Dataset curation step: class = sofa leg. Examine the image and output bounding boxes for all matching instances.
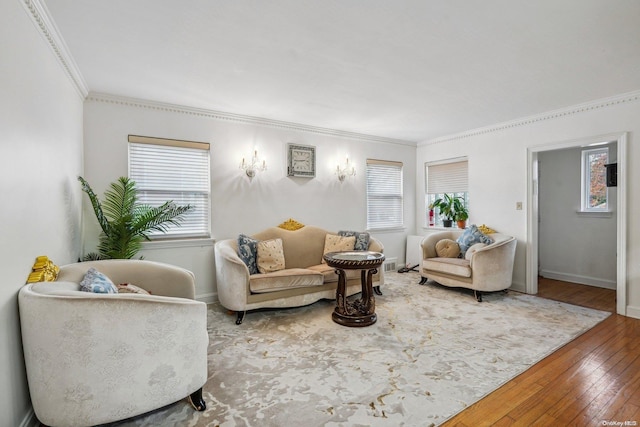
[418,277,428,285]
[474,290,483,302]
[188,388,206,411]
[235,311,246,325]
[373,286,383,296]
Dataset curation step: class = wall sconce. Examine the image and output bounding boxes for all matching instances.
[240,150,267,178]
[336,157,356,182]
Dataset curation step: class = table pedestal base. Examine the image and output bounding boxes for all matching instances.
[332,268,378,327]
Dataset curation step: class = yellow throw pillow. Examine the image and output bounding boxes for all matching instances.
[435,239,461,258]
[321,234,356,263]
[257,238,286,273]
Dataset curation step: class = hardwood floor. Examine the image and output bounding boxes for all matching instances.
[442,278,640,427]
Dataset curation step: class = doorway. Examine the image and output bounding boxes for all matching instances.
[526,132,627,315]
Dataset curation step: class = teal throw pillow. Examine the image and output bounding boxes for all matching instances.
[338,230,370,251]
[79,267,118,294]
[456,225,493,257]
[238,234,259,275]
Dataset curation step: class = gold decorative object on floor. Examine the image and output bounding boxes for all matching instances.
[278,218,305,231]
[26,256,59,283]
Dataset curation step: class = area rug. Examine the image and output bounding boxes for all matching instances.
[111,271,610,427]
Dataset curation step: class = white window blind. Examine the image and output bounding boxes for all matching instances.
[128,135,210,239]
[427,160,468,194]
[366,159,403,230]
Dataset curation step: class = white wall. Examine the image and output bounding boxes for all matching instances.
[0,1,84,425]
[83,96,417,300]
[538,144,617,289]
[416,94,640,315]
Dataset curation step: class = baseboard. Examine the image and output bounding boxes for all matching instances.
[197,292,217,304]
[20,408,38,427]
[625,305,640,320]
[539,270,616,290]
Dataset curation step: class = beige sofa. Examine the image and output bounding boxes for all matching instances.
[419,230,516,301]
[18,260,208,427]
[214,225,384,324]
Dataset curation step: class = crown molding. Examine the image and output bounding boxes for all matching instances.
[420,89,640,146]
[86,92,417,147]
[22,0,89,98]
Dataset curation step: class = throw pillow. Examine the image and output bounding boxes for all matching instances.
[435,239,460,258]
[79,267,118,294]
[457,224,493,257]
[257,238,286,273]
[464,243,487,261]
[321,234,356,263]
[237,234,259,275]
[117,283,151,295]
[338,230,370,251]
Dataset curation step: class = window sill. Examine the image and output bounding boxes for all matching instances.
[422,226,465,231]
[576,210,614,218]
[141,237,215,250]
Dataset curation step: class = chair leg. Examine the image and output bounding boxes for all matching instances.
[418,276,428,285]
[474,290,483,302]
[188,388,206,411]
[235,311,246,325]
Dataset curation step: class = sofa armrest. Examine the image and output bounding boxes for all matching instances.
[469,237,517,290]
[214,239,251,311]
[368,236,384,253]
[421,232,451,259]
[18,284,208,426]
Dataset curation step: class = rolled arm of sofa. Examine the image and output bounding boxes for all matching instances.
[469,237,517,291]
[367,237,384,253]
[19,283,208,426]
[421,232,453,259]
[214,239,251,311]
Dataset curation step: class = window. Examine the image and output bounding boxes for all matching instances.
[128,135,210,238]
[425,159,468,227]
[366,159,403,230]
[581,147,608,211]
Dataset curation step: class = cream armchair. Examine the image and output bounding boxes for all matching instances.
[419,230,516,301]
[18,260,209,427]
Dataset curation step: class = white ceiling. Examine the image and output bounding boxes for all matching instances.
[44,0,640,143]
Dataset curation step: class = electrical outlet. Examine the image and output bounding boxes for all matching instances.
[516,202,523,210]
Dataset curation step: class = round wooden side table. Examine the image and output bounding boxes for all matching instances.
[323,251,385,327]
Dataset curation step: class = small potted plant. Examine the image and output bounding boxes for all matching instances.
[454,202,469,229]
[431,194,457,227]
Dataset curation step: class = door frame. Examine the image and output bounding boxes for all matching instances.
[526,132,627,315]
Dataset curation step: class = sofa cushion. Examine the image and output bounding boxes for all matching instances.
[249,268,324,293]
[424,258,472,278]
[117,283,151,295]
[306,264,362,283]
[435,239,460,258]
[79,268,118,294]
[257,238,286,273]
[456,225,493,257]
[338,230,370,251]
[321,234,356,263]
[237,234,259,275]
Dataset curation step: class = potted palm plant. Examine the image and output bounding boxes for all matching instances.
[78,176,194,260]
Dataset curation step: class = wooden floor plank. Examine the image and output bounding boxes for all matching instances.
[442,279,640,427]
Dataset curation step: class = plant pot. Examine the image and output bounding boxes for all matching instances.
[443,219,453,228]
[457,220,467,229]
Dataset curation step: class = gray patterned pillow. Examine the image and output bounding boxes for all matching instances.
[237,234,259,275]
[79,267,118,293]
[338,230,370,251]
